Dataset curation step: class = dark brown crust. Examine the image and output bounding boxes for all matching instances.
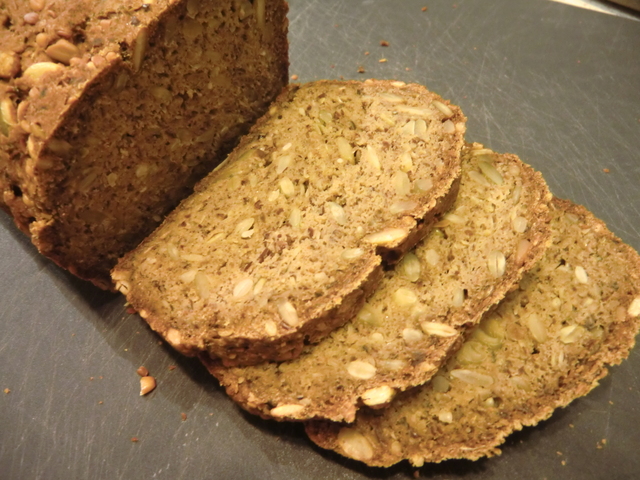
[306,197,640,466]
[114,80,467,366]
[202,146,553,422]
[0,0,289,289]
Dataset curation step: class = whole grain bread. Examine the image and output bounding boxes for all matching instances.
[202,144,552,422]
[0,0,289,289]
[112,80,467,366]
[306,198,640,467]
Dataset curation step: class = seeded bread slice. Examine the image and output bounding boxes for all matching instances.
[112,80,466,366]
[202,144,552,422]
[306,198,640,467]
[0,0,289,289]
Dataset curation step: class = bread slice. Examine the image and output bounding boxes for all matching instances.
[202,144,552,422]
[112,80,466,366]
[0,0,289,289]
[306,198,640,466]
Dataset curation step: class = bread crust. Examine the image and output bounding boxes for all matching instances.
[113,80,467,366]
[306,197,640,466]
[0,0,289,288]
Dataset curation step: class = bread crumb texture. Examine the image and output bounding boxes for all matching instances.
[113,80,466,366]
[306,198,640,466]
[205,144,553,422]
[0,0,289,288]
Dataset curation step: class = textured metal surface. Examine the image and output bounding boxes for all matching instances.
[1,1,640,479]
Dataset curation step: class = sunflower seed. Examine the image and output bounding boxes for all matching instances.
[364,145,381,173]
[270,404,305,417]
[487,251,506,278]
[515,239,532,264]
[45,39,81,64]
[22,62,64,85]
[421,322,457,337]
[327,201,347,225]
[318,110,332,124]
[431,375,450,393]
[133,27,148,72]
[399,152,413,172]
[396,105,430,116]
[347,360,377,380]
[276,154,292,174]
[468,170,490,186]
[357,303,383,327]
[389,200,419,214]
[414,118,427,136]
[512,216,528,233]
[235,218,255,235]
[289,207,301,228]
[399,252,421,282]
[574,266,589,284]
[437,411,453,423]
[392,287,418,306]
[401,120,416,135]
[450,369,493,387]
[361,386,395,406]
[442,120,455,134]
[362,228,408,245]
[279,177,295,197]
[337,428,374,462]
[180,269,198,283]
[336,137,354,163]
[277,300,299,327]
[342,248,364,260]
[402,328,424,344]
[379,93,404,103]
[526,313,548,343]
[392,170,411,196]
[478,161,504,185]
[415,178,433,192]
[253,278,266,295]
[233,278,254,298]
[559,325,584,344]
[452,287,465,307]
[628,297,640,317]
[431,100,454,118]
[193,272,210,299]
[264,320,277,336]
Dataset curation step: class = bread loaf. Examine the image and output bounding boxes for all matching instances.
[113,80,466,366]
[203,144,552,422]
[0,0,289,288]
[306,198,640,466]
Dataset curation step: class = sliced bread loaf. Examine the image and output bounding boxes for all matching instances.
[306,198,640,466]
[203,144,552,422]
[112,80,466,366]
[0,0,289,288]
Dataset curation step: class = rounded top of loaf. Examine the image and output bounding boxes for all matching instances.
[1,0,177,144]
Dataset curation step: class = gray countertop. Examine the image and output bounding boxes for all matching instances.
[2,1,640,479]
